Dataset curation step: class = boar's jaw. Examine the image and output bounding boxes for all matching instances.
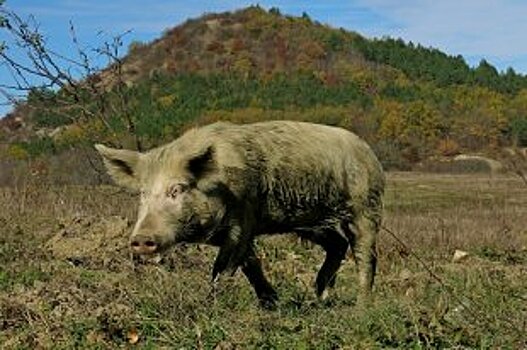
[173,222,210,244]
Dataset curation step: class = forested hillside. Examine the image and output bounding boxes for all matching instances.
[1,6,527,174]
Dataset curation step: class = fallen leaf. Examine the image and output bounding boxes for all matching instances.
[127,328,140,344]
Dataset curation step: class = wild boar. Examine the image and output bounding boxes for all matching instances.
[95,120,384,308]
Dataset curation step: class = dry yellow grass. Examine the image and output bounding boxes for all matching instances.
[0,172,526,348]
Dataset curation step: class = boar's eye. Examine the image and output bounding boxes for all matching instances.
[166,184,187,199]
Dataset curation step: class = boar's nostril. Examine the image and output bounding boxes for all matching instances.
[130,236,159,255]
[144,240,156,248]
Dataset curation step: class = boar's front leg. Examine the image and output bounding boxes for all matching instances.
[241,245,278,309]
[211,224,278,309]
[211,224,251,280]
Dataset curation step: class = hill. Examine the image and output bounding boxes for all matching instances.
[1,6,527,180]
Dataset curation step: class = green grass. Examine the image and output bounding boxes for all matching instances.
[0,173,526,348]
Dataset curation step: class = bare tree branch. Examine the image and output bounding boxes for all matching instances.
[0,5,141,151]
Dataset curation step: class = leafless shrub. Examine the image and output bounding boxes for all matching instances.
[494,147,527,186]
[0,4,141,151]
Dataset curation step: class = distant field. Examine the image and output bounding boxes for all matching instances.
[1,173,526,349]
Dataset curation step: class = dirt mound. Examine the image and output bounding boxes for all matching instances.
[46,215,132,269]
[416,154,505,174]
[453,154,504,173]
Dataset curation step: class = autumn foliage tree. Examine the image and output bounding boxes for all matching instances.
[1,5,527,175]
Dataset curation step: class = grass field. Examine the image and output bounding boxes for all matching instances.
[0,172,526,349]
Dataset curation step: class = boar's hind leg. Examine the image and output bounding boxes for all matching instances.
[242,246,278,309]
[355,214,378,298]
[306,229,349,298]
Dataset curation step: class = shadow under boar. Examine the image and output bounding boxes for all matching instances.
[96,121,384,308]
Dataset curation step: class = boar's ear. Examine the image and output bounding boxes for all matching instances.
[95,144,142,189]
[187,145,216,179]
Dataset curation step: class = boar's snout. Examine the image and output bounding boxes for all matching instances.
[130,234,160,255]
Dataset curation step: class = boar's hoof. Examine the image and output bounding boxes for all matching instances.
[258,290,279,310]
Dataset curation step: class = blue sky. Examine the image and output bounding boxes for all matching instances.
[2,0,527,117]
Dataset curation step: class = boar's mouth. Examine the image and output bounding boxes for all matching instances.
[132,252,164,265]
